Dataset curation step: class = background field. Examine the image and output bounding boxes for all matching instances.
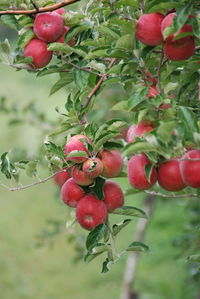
[0,24,199,299]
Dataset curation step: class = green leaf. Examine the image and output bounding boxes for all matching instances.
[0,152,16,179]
[145,164,154,183]
[179,107,199,140]
[48,43,87,58]
[113,219,132,236]
[0,15,19,31]
[175,2,193,30]
[116,34,134,51]
[111,100,128,111]
[188,254,200,263]
[101,258,113,273]
[113,206,147,218]
[86,224,109,251]
[67,150,88,158]
[128,88,148,111]
[123,142,155,156]
[156,121,177,143]
[147,1,181,13]
[126,241,149,252]
[17,30,35,49]
[0,39,11,54]
[95,25,120,40]
[89,177,106,201]
[25,161,37,177]
[48,123,72,137]
[49,74,73,96]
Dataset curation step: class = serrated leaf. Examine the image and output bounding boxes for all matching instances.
[113,206,147,218]
[86,224,109,251]
[25,161,37,177]
[126,241,149,252]
[113,219,132,236]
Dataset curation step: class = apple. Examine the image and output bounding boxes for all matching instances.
[128,154,157,190]
[64,134,92,164]
[136,13,164,46]
[76,195,107,230]
[24,38,52,68]
[103,180,124,212]
[34,12,64,43]
[55,26,75,47]
[164,36,195,61]
[180,150,200,188]
[55,7,65,15]
[161,12,193,42]
[53,167,71,187]
[82,157,103,179]
[145,72,157,86]
[158,159,186,191]
[126,121,154,143]
[97,149,123,178]
[146,85,159,98]
[72,165,94,186]
[61,178,85,207]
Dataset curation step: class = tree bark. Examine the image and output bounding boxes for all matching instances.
[121,194,155,299]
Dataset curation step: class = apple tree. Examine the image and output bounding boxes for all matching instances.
[0,0,200,294]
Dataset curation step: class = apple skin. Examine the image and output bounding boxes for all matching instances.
[161,12,193,42]
[146,85,159,98]
[55,7,65,15]
[180,150,200,188]
[53,168,71,187]
[72,165,94,186]
[34,12,64,43]
[82,157,103,179]
[55,26,75,47]
[128,154,157,190]
[136,13,164,46]
[61,178,85,207]
[103,181,124,212]
[97,149,123,178]
[76,195,107,230]
[164,37,195,61]
[64,134,92,164]
[24,38,52,68]
[126,121,154,143]
[158,160,186,191]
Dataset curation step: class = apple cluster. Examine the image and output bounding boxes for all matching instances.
[23,8,74,69]
[126,121,200,191]
[136,12,196,61]
[54,135,124,230]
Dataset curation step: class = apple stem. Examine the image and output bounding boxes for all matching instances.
[106,219,120,259]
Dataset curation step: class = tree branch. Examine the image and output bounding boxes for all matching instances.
[121,194,155,299]
[0,0,80,15]
[145,190,199,199]
[65,60,103,77]
[0,169,68,192]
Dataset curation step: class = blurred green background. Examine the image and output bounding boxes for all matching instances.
[0,23,199,299]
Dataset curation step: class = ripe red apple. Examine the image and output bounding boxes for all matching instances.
[72,165,94,186]
[34,12,64,43]
[103,181,124,212]
[136,13,164,46]
[55,7,65,15]
[82,157,103,179]
[145,72,157,86]
[161,12,193,42]
[164,37,195,61]
[128,154,157,190]
[64,134,91,164]
[76,195,107,230]
[55,26,75,47]
[126,121,154,143]
[24,38,52,68]
[97,149,123,178]
[53,168,71,187]
[180,150,200,188]
[61,178,85,207]
[146,85,159,98]
[158,159,186,191]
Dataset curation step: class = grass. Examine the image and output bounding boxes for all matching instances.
[0,64,198,299]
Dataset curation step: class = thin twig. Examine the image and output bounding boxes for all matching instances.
[65,60,103,77]
[144,190,199,199]
[0,0,79,15]
[83,58,116,108]
[157,49,164,93]
[0,169,67,192]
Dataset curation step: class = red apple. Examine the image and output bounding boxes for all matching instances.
[158,159,186,191]
[161,12,193,42]
[82,157,103,179]
[61,178,85,207]
[164,37,195,61]
[180,150,200,188]
[53,168,71,187]
[136,13,164,46]
[145,72,157,86]
[103,180,124,212]
[76,195,107,230]
[146,85,159,98]
[128,154,157,190]
[34,12,64,43]
[72,165,94,186]
[55,7,65,15]
[126,121,154,143]
[24,38,52,68]
[64,134,92,164]
[97,149,123,178]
